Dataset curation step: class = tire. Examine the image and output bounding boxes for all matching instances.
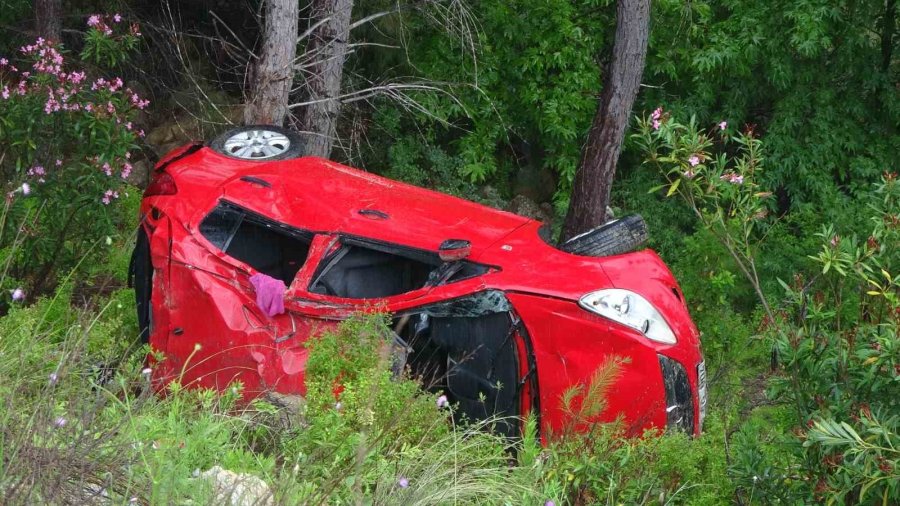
[129,227,153,343]
[208,125,303,161]
[558,214,649,257]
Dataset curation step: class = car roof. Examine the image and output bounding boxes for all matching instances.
[172,149,534,257]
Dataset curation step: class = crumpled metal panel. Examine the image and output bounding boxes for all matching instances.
[141,145,704,439]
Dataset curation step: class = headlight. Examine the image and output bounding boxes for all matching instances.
[578,289,676,344]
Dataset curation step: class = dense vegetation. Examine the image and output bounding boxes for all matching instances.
[0,0,897,504]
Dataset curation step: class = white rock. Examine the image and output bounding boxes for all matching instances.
[198,466,273,506]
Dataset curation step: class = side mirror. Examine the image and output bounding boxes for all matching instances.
[438,239,471,261]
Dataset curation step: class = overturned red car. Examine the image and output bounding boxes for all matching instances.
[130,125,707,438]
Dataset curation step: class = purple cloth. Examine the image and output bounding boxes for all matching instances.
[249,273,286,316]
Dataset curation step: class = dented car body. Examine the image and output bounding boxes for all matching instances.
[132,139,706,438]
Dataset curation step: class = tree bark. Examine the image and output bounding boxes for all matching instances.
[295,0,354,158]
[244,0,300,126]
[34,0,62,42]
[560,0,650,243]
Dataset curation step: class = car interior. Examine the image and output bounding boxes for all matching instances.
[200,202,526,436]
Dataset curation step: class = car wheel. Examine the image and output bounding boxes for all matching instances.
[209,125,303,161]
[131,228,153,343]
[558,214,649,257]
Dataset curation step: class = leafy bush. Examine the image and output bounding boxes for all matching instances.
[0,29,145,299]
[636,110,900,503]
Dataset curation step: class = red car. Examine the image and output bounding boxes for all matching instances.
[130,126,707,438]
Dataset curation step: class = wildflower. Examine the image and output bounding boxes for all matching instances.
[651,119,661,130]
[830,235,840,248]
[1,86,8,100]
[436,394,449,408]
[11,288,24,301]
[87,15,101,27]
[20,183,31,195]
[142,367,152,376]
[720,172,744,185]
[651,107,663,120]
[546,502,556,506]
[122,162,133,179]
[683,170,695,179]
[688,155,700,167]
[101,189,119,205]
[54,417,67,428]
[113,13,122,23]
[105,236,113,246]
[334,402,342,410]
[129,497,138,504]
[49,372,58,385]
[718,121,727,131]
[0,58,6,65]
[397,477,409,488]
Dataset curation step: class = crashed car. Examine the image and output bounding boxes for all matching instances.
[130,125,707,438]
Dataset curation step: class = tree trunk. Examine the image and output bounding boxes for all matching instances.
[295,0,354,158]
[244,0,300,126]
[34,0,62,42]
[560,0,650,243]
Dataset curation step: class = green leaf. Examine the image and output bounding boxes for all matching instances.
[666,178,682,197]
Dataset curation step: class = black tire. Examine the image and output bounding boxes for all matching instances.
[558,214,649,257]
[129,227,153,343]
[208,125,304,161]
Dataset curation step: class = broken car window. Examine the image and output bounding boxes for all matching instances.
[199,202,313,284]
[309,238,493,299]
[309,241,437,299]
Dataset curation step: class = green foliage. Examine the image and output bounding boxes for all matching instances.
[81,14,142,67]
[640,112,900,503]
[0,34,145,297]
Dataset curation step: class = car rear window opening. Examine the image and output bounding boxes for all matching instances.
[199,202,313,284]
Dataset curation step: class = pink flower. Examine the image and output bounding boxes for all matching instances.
[397,477,409,488]
[688,155,700,167]
[54,417,67,428]
[683,170,695,179]
[20,183,30,195]
[718,121,727,131]
[11,288,24,301]
[652,119,661,130]
[101,189,118,205]
[720,172,744,185]
[651,107,663,120]
[1,87,9,100]
[87,15,101,27]
[436,394,449,408]
[113,14,122,23]
[55,159,62,166]
[0,58,7,66]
